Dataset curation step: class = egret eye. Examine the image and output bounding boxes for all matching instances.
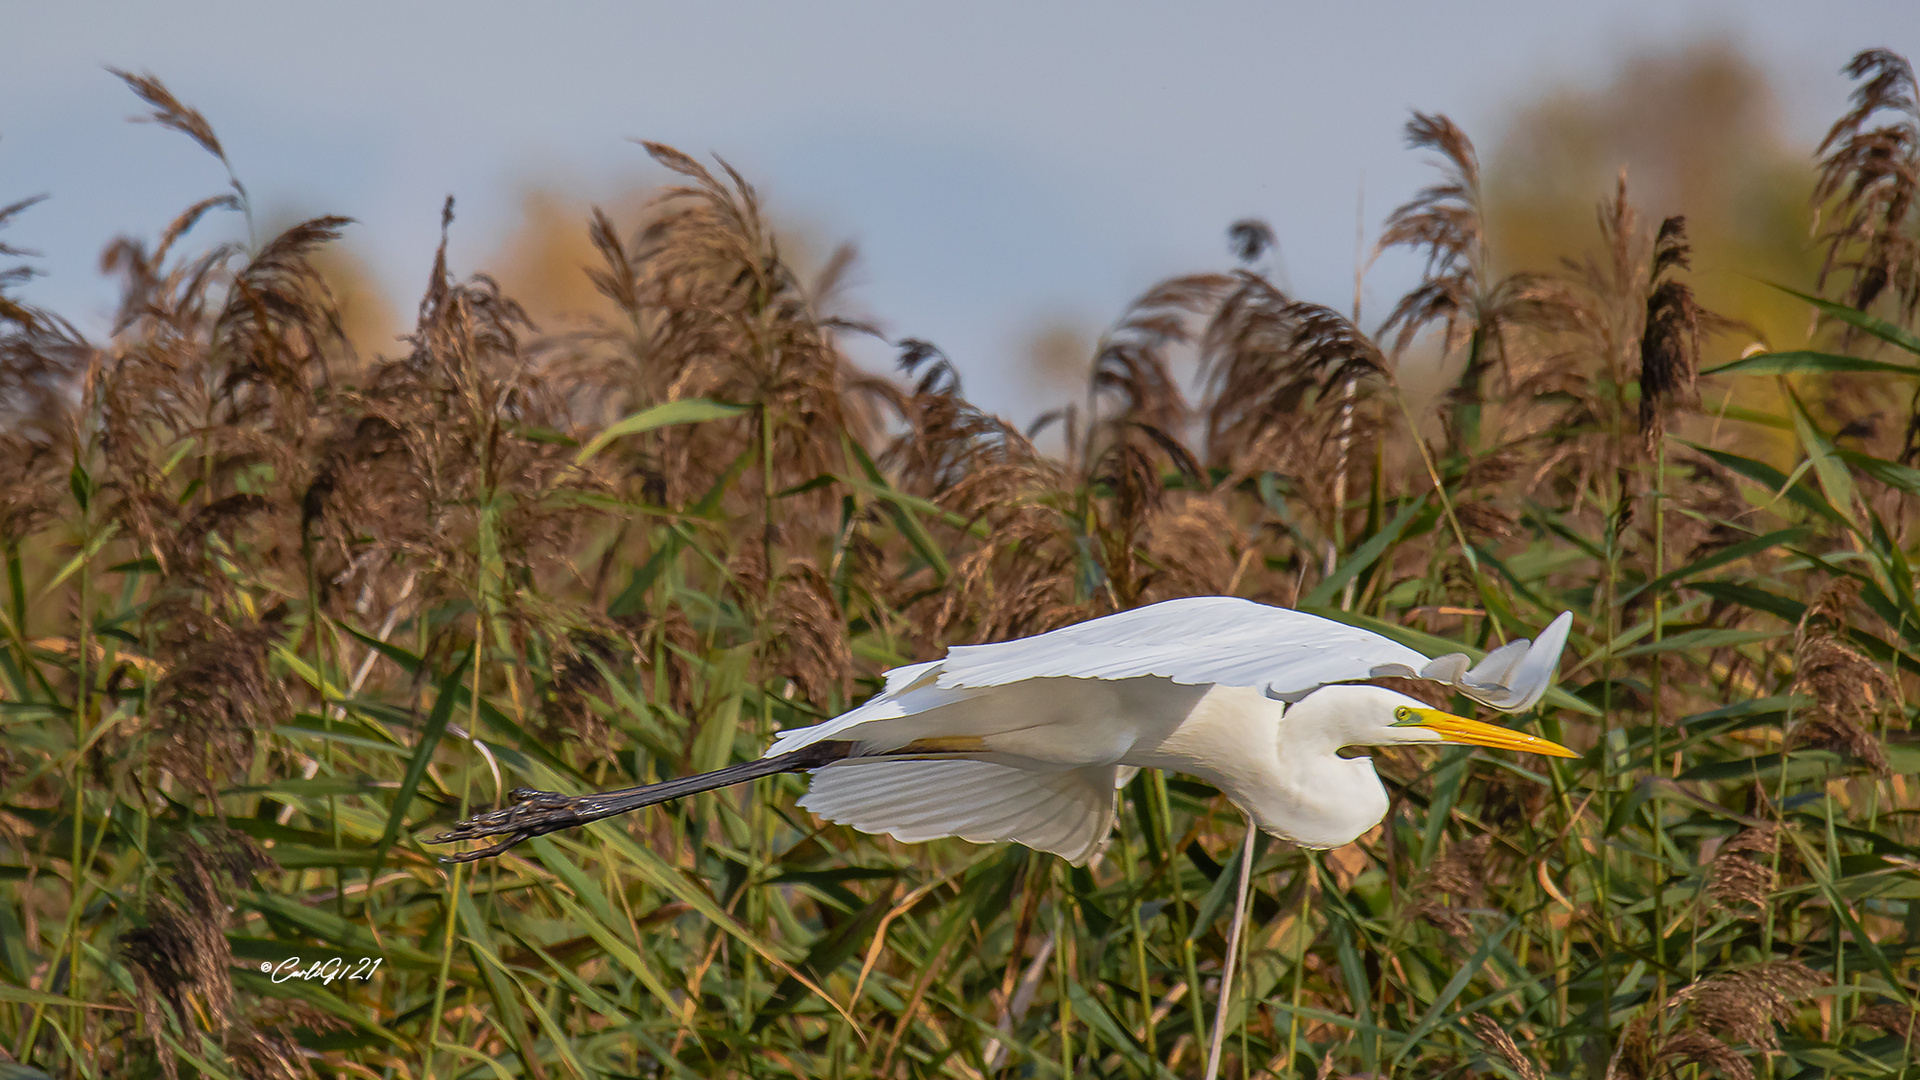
[1393,705,1413,722]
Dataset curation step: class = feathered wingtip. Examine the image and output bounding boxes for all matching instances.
[1418,612,1573,712]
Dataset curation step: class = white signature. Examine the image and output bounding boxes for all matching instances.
[261,957,384,984]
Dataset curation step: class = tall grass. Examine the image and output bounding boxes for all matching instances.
[3,53,1920,1078]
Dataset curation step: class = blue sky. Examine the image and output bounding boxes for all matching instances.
[3,2,1914,421]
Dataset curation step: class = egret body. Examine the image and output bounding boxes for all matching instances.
[435,597,1577,862]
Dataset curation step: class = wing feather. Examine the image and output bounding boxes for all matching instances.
[1455,611,1572,711]
[936,597,1432,693]
[934,598,1570,711]
[800,760,1118,864]
[767,601,1574,762]
[764,661,976,757]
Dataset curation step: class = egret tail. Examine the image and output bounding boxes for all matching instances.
[432,740,855,862]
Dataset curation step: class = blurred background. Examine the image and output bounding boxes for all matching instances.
[2,1,1915,425]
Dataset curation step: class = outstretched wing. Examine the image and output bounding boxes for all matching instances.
[1406,610,1573,711]
[765,600,1573,759]
[763,659,976,757]
[800,759,1119,865]
[935,597,1572,712]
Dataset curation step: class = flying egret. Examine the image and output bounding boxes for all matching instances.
[433,597,1577,863]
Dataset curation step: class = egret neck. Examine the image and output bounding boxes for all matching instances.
[1126,685,1390,850]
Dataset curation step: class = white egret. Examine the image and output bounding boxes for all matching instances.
[434,597,1576,862]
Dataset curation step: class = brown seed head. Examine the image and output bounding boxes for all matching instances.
[1467,1015,1544,1080]
[1787,579,1894,773]
[1855,1003,1920,1051]
[1668,961,1824,1053]
[1812,49,1920,319]
[1705,824,1779,911]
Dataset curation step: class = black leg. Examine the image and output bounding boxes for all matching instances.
[431,741,855,862]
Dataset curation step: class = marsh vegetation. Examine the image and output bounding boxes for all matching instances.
[2,49,1920,1079]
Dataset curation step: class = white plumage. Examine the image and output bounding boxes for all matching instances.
[773,597,1576,864]
[800,759,1120,864]
[435,597,1577,868]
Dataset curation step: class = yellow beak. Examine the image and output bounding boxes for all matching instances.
[1399,707,1579,758]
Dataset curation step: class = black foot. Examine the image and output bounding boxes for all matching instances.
[432,787,585,863]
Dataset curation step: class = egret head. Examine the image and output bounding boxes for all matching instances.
[1293,684,1577,760]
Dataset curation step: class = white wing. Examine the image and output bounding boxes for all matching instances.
[765,600,1571,759]
[935,598,1572,712]
[1411,610,1572,711]
[800,759,1118,865]
[764,662,980,757]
